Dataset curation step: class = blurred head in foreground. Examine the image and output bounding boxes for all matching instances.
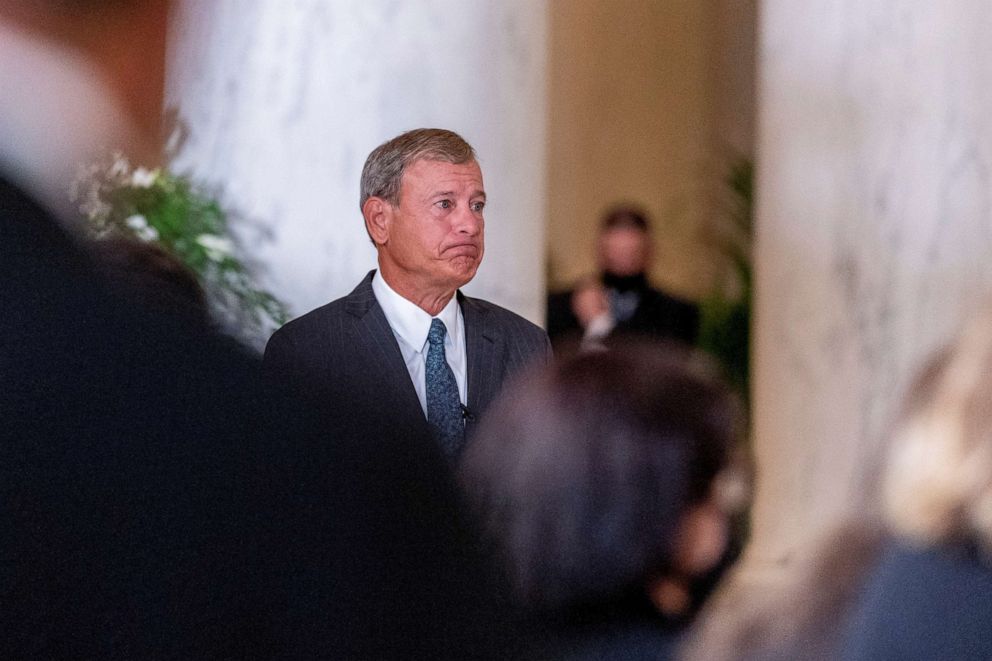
[0,0,169,218]
[683,306,992,661]
[0,0,170,139]
[884,305,992,554]
[834,306,992,661]
[459,343,745,631]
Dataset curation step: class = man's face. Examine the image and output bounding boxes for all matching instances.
[598,227,650,276]
[378,158,486,294]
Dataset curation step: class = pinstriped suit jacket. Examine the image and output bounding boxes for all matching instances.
[263,271,552,456]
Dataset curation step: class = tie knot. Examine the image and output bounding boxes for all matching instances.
[428,318,447,347]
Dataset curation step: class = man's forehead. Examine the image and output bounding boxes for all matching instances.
[401,158,485,194]
[406,158,482,178]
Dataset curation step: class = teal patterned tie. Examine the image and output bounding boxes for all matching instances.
[426,318,464,458]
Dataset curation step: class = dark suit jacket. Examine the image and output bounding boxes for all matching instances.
[264,271,552,457]
[1,177,506,659]
[547,281,699,350]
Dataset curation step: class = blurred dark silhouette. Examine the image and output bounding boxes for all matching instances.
[459,343,745,660]
[89,236,210,322]
[1,1,504,657]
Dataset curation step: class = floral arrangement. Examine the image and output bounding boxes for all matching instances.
[72,153,288,346]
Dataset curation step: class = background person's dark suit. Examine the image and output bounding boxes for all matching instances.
[0,178,504,659]
[264,270,552,458]
[547,275,700,348]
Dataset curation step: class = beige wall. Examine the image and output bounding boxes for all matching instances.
[546,0,756,299]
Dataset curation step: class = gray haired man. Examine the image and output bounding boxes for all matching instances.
[264,128,551,460]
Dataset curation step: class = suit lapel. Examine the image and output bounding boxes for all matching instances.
[340,278,500,446]
[459,292,498,438]
[343,271,426,423]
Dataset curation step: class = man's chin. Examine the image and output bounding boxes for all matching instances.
[446,258,480,287]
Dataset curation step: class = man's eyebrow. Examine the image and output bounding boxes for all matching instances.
[430,190,487,199]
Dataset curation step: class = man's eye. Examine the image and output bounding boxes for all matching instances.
[437,200,452,209]
[471,201,485,212]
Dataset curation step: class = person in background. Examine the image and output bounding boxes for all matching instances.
[0,1,503,657]
[547,205,699,353]
[459,343,746,660]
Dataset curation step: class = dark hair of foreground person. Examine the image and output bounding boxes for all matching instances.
[460,342,745,660]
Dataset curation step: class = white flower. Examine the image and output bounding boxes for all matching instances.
[125,214,149,230]
[196,233,234,261]
[137,225,159,242]
[124,213,148,232]
[130,167,157,188]
[125,214,158,242]
[108,154,129,179]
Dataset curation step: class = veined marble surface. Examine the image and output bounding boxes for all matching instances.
[166,0,548,324]
[751,1,992,563]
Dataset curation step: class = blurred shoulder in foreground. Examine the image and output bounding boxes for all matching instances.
[0,1,504,656]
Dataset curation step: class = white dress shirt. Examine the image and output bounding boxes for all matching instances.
[371,270,468,416]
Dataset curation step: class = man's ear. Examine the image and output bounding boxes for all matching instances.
[363,197,391,245]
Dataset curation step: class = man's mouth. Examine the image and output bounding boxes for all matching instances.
[444,243,480,257]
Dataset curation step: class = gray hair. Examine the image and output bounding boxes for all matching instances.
[359,128,476,211]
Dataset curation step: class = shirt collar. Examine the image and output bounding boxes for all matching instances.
[372,270,461,353]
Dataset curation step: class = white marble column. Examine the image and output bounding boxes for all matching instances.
[165,1,548,324]
[751,1,992,566]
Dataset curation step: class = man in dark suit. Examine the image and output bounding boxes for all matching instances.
[1,4,506,657]
[547,205,699,352]
[265,129,552,460]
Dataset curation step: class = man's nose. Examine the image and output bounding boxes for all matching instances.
[453,205,482,235]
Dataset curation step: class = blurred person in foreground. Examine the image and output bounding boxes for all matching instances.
[264,128,551,462]
[0,1,501,657]
[459,343,747,660]
[90,236,211,322]
[839,305,992,660]
[547,205,699,354]
[681,307,992,661]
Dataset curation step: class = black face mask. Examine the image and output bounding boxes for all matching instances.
[601,271,648,293]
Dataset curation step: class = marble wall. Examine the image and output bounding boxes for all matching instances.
[751,1,992,566]
[166,0,548,325]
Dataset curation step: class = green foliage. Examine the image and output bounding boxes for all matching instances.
[73,154,288,345]
[699,286,750,397]
[697,157,753,404]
